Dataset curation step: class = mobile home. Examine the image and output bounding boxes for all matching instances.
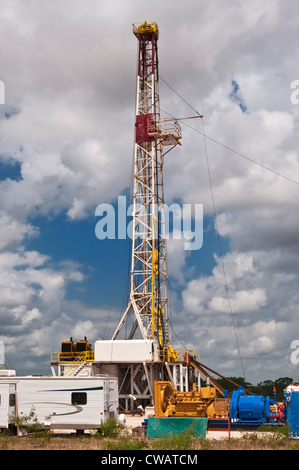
[0,373,118,434]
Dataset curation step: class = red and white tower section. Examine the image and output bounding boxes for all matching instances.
[112,22,182,359]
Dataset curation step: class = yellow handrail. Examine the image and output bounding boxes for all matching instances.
[50,350,94,364]
[155,345,200,363]
[132,21,159,38]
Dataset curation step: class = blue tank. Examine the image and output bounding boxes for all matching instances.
[285,390,299,438]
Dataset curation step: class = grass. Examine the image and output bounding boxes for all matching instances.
[0,434,299,451]
[151,429,196,450]
[1,420,299,451]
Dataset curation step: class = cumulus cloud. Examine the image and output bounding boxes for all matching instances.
[0,249,93,374]
[209,288,267,314]
[0,211,38,250]
[178,249,299,379]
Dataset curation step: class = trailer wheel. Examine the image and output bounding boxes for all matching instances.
[3,425,17,436]
[18,426,29,436]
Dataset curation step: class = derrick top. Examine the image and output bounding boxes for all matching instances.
[132,21,159,39]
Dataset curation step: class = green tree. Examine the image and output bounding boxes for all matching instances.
[214,376,293,401]
[258,377,293,401]
[216,376,252,395]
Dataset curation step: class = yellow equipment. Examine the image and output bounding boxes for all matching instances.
[61,338,76,355]
[75,338,92,352]
[60,337,93,361]
[154,381,229,419]
[132,21,159,39]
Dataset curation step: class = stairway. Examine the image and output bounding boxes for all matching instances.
[64,361,87,377]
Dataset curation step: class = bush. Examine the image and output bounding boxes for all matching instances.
[98,418,123,438]
[10,407,45,436]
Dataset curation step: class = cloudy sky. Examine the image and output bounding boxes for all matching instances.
[0,0,298,384]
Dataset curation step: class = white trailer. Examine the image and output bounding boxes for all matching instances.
[0,373,118,434]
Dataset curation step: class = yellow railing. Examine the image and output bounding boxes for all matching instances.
[133,21,159,38]
[156,345,200,363]
[50,350,94,364]
[51,348,198,365]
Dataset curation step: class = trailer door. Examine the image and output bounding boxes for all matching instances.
[105,378,118,419]
[0,383,16,429]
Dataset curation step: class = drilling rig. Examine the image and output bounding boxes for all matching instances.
[51,21,204,411]
[46,22,288,425]
[112,21,182,357]
[94,21,200,410]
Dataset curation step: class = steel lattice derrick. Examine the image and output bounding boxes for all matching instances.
[112,22,181,360]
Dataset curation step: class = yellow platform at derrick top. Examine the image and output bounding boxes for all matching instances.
[133,21,159,39]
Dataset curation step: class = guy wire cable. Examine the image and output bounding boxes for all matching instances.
[160,75,247,379]
[201,117,247,380]
[160,75,299,186]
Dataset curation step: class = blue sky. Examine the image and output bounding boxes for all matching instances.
[0,162,21,182]
[0,0,299,384]
[25,202,225,312]
[229,80,248,114]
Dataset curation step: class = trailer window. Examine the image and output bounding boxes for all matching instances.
[71,392,87,405]
[9,394,15,407]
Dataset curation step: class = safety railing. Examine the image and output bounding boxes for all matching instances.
[154,345,200,363]
[132,21,159,38]
[50,350,94,364]
[148,118,182,146]
[159,119,182,141]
